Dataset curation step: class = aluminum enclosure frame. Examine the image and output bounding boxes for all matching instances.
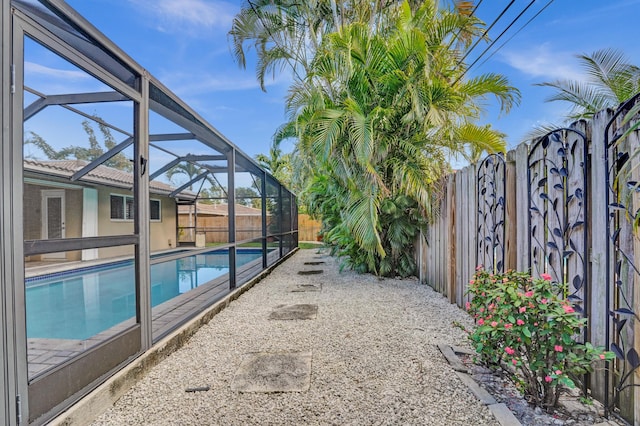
[1,1,298,425]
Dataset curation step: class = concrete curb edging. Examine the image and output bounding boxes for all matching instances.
[49,249,299,426]
[438,344,521,426]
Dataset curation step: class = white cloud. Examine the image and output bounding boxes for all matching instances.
[128,0,237,36]
[163,73,261,95]
[498,44,586,82]
[159,67,293,96]
[24,62,91,81]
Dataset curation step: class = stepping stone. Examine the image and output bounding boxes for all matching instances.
[269,304,318,320]
[291,283,322,292]
[297,269,323,275]
[303,261,325,265]
[231,351,312,393]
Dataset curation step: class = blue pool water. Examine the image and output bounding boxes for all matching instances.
[26,249,263,340]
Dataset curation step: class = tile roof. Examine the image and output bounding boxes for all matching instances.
[24,158,195,198]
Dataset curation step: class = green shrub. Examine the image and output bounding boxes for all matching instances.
[465,268,614,409]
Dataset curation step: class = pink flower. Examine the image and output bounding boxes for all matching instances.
[534,322,539,326]
[465,301,471,310]
[476,264,483,271]
[562,305,575,314]
[541,298,548,304]
[496,297,501,302]
[512,359,518,365]
[541,273,552,281]
[519,307,526,313]
[599,354,606,360]
[479,307,485,313]
[516,319,525,326]
[477,318,485,326]
[524,290,534,297]
[554,345,563,352]
[555,370,562,375]
[544,376,553,383]
[488,303,495,310]
[469,280,475,285]
[491,321,498,327]
[505,347,515,355]
[504,323,513,330]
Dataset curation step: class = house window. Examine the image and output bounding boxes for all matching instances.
[150,199,161,221]
[110,194,161,221]
[110,194,132,220]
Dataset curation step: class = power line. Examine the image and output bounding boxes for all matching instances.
[445,0,485,51]
[456,0,517,66]
[454,0,555,84]
[461,0,538,78]
[474,0,556,70]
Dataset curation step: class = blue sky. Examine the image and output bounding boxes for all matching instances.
[55,0,640,163]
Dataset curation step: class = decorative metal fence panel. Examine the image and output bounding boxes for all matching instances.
[418,113,640,423]
[476,154,506,274]
[604,94,640,420]
[527,128,589,317]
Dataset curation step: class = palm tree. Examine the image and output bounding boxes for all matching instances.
[255,141,293,187]
[536,48,640,120]
[229,0,519,276]
[165,162,222,200]
[286,1,518,275]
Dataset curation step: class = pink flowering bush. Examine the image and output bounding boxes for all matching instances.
[466,268,614,409]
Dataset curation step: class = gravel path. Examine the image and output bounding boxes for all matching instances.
[92,249,498,426]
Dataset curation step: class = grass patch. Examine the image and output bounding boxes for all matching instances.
[298,242,324,250]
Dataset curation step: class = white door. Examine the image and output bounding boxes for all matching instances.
[42,189,66,259]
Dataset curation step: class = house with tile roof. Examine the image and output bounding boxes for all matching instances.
[24,159,195,261]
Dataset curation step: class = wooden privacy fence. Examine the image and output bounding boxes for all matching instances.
[418,99,640,424]
[178,213,321,244]
[298,214,322,241]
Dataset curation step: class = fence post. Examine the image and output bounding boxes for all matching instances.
[447,174,456,303]
[455,169,463,307]
[514,143,529,272]
[505,150,517,271]
[589,109,610,402]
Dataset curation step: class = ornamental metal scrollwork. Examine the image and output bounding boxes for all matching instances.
[476,153,506,274]
[604,93,640,417]
[527,128,588,317]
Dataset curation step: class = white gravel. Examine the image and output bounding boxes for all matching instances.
[91,249,498,426]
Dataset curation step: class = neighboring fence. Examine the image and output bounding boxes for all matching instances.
[418,101,640,424]
[178,213,322,244]
[298,214,322,241]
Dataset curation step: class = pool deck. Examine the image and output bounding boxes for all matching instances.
[27,248,281,379]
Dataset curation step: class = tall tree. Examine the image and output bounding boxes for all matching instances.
[255,140,293,187]
[230,0,519,276]
[24,116,132,171]
[536,48,640,120]
[289,2,517,275]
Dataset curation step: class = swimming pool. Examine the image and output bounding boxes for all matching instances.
[26,249,263,340]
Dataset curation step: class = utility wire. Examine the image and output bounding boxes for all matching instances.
[456,0,538,83]
[445,0,485,51]
[455,0,517,66]
[474,0,556,70]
